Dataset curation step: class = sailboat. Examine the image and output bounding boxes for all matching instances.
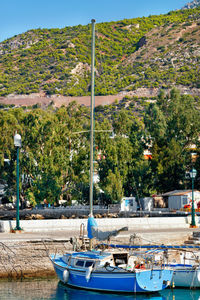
[111,244,200,288]
[158,247,200,288]
[50,19,173,293]
[158,246,200,288]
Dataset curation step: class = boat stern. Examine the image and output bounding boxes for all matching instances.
[135,268,173,292]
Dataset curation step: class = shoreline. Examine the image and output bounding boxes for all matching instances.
[0,239,67,279]
[0,226,198,279]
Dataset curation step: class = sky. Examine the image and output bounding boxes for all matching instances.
[0,0,189,42]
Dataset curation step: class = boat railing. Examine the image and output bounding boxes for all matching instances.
[79,223,89,250]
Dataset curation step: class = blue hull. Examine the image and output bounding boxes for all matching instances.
[52,257,173,293]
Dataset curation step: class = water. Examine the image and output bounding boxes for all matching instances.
[0,279,199,300]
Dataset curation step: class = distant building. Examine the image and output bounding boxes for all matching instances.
[162,190,200,210]
[143,149,152,160]
[121,197,137,212]
[140,197,153,211]
[152,194,167,208]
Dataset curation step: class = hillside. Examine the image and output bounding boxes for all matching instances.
[182,0,200,9]
[0,7,199,103]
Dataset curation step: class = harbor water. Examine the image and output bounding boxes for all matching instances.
[0,279,199,300]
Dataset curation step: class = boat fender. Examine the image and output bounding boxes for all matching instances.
[85,265,93,282]
[63,269,69,283]
[197,270,200,282]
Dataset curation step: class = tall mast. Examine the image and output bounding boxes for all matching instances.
[89,19,96,217]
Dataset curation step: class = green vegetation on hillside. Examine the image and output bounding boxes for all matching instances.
[0,7,199,97]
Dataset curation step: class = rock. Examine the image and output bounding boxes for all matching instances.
[82,215,88,219]
[94,214,102,218]
[60,215,67,219]
[31,214,44,220]
[68,42,75,48]
[25,215,32,220]
[137,36,147,49]
[4,203,14,210]
[107,213,117,218]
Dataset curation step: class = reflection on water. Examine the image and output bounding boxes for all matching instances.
[56,282,165,300]
[0,279,58,300]
[161,289,200,300]
[0,279,199,300]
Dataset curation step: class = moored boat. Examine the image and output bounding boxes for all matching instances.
[116,244,200,288]
[51,250,173,293]
[166,249,200,288]
[169,264,200,288]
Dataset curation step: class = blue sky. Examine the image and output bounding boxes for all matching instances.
[0,0,188,42]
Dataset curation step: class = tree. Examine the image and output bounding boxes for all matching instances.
[144,89,200,193]
[103,169,123,204]
[0,109,23,201]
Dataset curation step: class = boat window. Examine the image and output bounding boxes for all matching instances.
[85,261,94,268]
[75,260,84,267]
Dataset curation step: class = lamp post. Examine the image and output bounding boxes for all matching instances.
[189,167,197,228]
[14,132,22,231]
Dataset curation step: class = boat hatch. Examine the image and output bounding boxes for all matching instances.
[113,253,128,266]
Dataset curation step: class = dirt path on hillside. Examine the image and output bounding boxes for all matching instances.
[1,86,199,108]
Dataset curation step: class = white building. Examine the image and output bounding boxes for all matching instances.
[162,190,200,210]
[121,197,137,212]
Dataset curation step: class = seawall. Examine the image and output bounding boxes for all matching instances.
[0,216,198,233]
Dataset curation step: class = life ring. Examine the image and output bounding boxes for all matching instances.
[63,269,69,283]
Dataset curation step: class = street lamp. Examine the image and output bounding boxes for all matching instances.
[14,132,22,231]
[189,167,197,228]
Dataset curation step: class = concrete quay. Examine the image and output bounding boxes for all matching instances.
[0,215,200,246]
